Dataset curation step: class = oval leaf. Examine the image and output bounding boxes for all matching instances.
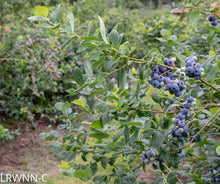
[34,6,49,17]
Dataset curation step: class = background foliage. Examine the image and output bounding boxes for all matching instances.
[0,0,220,183]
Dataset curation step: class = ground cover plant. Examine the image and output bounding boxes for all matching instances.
[0,0,220,183]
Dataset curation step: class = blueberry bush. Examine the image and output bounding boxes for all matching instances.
[30,1,220,183]
[1,0,220,183]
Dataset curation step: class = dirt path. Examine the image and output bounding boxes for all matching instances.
[0,118,160,184]
[0,118,59,178]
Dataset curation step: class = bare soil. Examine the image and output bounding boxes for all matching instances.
[0,117,160,184]
[0,117,59,178]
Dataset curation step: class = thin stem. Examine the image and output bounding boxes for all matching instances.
[200,79,220,93]
[175,109,220,151]
[163,164,183,184]
[104,64,127,78]
[189,3,220,18]
[189,104,220,122]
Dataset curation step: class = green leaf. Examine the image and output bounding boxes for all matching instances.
[61,36,76,49]
[117,96,125,108]
[55,102,64,111]
[98,16,108,43]
[90,163,98,175]
[91,120,103,129]
[34,6,49,17]
[66,11,75,35]
[73,96,88,110]
[74,169,90,180]
[108,78,115,91]
[189,11,199,31]
[73,67,84,85]
[210,107,218,115]
[62,102,70,114]
[50,4,61,23]
[101,157,108,169]
[216,146,220,155]
[40,22,60,29]
[89,132,109,139]
[124,126,129,145]
[204,25,220,34]
[58,160,70,170]
[122,122,142,127]
[151,131,166,150]
[206,65,215,81]
[160,29,171,39]
[109,30,120,47]
[27,16,49,22]
[84,60,93,78]
[117,68,127,90]
[167,172,177,184]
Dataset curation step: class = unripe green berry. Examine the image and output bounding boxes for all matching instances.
[179,128,183,132]
[160,82,165,87]
[176,68,181,74]
[181,67,186,71]
[171,57,176,62]
[191,102,196,107]
[201,72,205,77]
[165,101,170,105]
[192,56,197,60]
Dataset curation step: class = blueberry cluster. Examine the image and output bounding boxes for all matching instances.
[185,57,204,80]
[208,15,218,26]
[141,150,152,161]
[171,96,195,142]
[150,58,185,97]
[205,167,220,183]
[190,132,201,142]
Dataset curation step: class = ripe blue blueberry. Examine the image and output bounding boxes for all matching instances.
[178,81,183,89]
[175,91,182,97]
[187,96,194,103]
[178,121,185,128]
[194,75,201,80]
[183,126,188,133]
[208,15,216,21]
[184,102,191,109]
[163,58,168,65]
[151,80,160,88]
[167,59,174,66]
[152,65,159,73]
[146,150,152,157]
[181,108,189,115]
[172,126,178,133]
[177,137,184,142]
[166,72,173,79]
[174,130,182,137]
[165,84,171,91]
[211,20,218,26]
[152,73,159,80]
[158,75,165,82]
[186,66,194,76]
[165,77,171,84]
[176,113,185,120]
[159,66,167,74]
[194,68,201,75]
[171,84,179,92]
